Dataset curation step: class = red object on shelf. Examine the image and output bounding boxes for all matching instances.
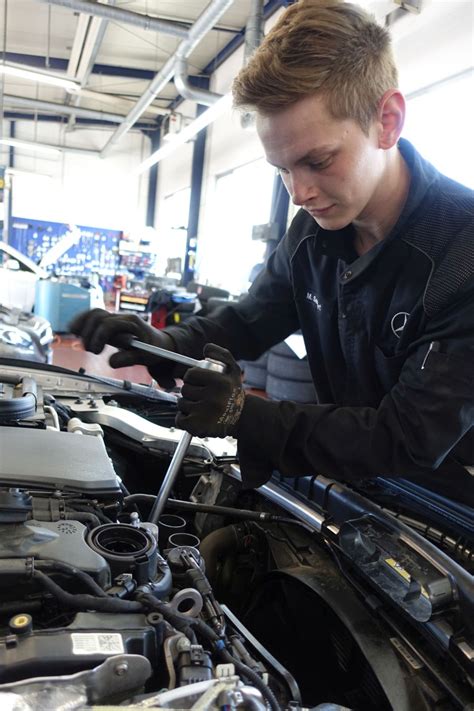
[151,306,168,330]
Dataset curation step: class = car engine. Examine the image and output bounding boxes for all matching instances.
[0,367,472,711]
[0,371,300,711]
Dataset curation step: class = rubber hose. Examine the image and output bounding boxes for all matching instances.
[64,510,102,529]
[34,570,143,612]
[199,525,240,581]
[34,560,108,597]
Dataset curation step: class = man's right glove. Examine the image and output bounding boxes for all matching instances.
[70,308,180,389]
[176,344,245,438]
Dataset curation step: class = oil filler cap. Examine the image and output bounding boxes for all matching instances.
[9,613,33,635]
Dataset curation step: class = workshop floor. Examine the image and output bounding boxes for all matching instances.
[52,335,153,385]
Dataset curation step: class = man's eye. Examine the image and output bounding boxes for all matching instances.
[309,159,331,171]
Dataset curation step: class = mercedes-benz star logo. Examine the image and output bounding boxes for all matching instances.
[391,312,410,339]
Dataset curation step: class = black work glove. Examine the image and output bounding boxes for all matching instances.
[176,344,245,438]
[69,308,180,389]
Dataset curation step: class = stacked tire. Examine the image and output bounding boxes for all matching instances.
[240,351,269,390]
[266,341,316,403]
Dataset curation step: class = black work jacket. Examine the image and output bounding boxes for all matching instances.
[166,139,474,503]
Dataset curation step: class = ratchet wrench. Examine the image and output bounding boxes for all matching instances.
[122,337,226,525]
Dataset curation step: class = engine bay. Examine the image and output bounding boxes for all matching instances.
[0,364,472,710]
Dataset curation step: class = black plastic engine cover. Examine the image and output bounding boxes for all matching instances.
[0,613,161,683]
[0,520,109,587]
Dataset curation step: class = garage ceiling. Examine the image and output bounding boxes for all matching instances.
[1,0,282,145]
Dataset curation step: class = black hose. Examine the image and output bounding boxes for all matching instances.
[64,510,102,529]
[69,504,112,524]
[34,560,108,597]
[219,648,282,711]
[137,593,279,709]
[0,600,42,615]
[136,596,249,684]
[124,496,317,535]
[33,570,143,613]
[200,525,240,581]
[123,495,272,523]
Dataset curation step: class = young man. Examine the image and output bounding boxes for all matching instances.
[72,1,474,503]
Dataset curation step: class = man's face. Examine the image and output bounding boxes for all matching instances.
[256,94,385,231]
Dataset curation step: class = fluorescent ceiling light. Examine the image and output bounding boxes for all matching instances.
[0,63,80,93]
[135,92,233,175]
[0,138,61,156]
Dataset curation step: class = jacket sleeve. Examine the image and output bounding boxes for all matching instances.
[162,216,306,361]
[235,279,474,491]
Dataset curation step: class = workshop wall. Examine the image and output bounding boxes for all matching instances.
[5,122,150,232]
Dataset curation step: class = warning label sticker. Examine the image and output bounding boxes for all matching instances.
[71,633,124,655]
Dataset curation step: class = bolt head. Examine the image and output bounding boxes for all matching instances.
[176,636,191,652]
[114,662,128,676]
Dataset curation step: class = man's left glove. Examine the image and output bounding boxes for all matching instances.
[175,343,245,438]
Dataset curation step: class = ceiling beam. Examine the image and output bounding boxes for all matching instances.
[79,88,167,116]
[2,52,156,80]
[37,0,189,39]
[3,94,157,124]
[3,111,153,130]
[66,12,91,78]
[0,136,100,156]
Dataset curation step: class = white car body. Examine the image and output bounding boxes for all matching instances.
[0,241,48,312]
[0,241,105,314]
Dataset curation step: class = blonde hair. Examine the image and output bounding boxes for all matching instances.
[232,0,398,132]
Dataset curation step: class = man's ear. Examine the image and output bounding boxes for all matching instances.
[377,89,405,149]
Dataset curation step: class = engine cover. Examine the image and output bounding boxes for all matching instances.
[0,612,159,684]
[0,427,121,496]
[0,520,109,586]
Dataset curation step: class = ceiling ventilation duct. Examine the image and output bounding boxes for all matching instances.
[100,0,235,156]
[171,0,265,118]
[244,0,265,64]
[174,58,221,107]
[38,0,189,38]
[241,0,265,129]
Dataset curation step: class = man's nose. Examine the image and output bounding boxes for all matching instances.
[289,173,319,206]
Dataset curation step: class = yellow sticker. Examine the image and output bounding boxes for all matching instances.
[384,557,411,583]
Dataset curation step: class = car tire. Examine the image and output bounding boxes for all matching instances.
[266,374,316,403]
[269,341,296,358]
[240,352,269,389]
[241,363,267,389]
[267,352,312,381]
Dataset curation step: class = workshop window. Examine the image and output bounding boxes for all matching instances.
[196,158,274,294]
[156,187,191,277]
[403,72,474,188]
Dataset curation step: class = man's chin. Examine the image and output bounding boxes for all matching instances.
[311,212,351,231]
